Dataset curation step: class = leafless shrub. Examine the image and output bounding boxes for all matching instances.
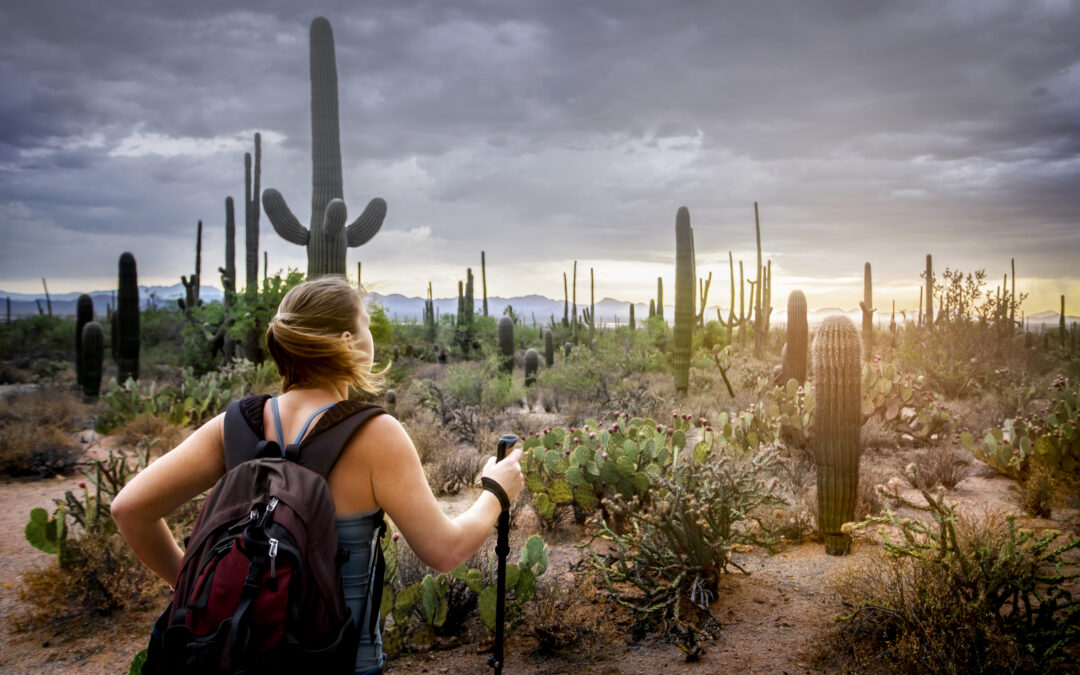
[524,575,612,658]
[1021,464,1055,518]
[905,446,973,491]
[114,412,186,453]
[402,409,454,465]
[426,447,485,497]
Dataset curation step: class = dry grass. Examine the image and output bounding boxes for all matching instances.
[523,575,613,659]
[113,412,186,453]
[425,447,485,496]
[0,384,87,478]
[401,409,453,465]
[905,446,974,491]
[1021,464,1056,518]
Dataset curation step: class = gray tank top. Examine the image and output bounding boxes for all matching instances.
[337,509,385,674]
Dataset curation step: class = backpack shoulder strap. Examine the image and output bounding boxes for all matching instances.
[224,394,273,470]
[297,402,387,478]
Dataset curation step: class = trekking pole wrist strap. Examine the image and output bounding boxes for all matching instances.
[480,477,511,512]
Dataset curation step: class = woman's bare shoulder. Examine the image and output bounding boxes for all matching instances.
[347,412,416,459]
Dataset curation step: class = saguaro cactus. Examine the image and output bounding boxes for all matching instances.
[481,251,489,317]
[262,17,387,278]
[497,316,514,373]
[116,252,140,383]
[813,315,862,556]
[543,328,554,367]
[780,290,808,385]
[75,293,93,371]
[524,348,539,386]
[79,321,105,401]
[628,303,635,331]
[656,277,664,321]
[1061,295,1067,350]
[860,262,875,361]
[924,254,934,328]
[245,133,261,295]
[673,206,695,394]
[180,220,203,313]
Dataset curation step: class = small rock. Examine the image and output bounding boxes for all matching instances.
[899,434,916,447]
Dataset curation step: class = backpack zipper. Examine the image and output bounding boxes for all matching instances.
[268,537,279,580]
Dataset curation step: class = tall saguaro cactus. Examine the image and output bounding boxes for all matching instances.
[481,251,489,317]
[245,133,261,295]
[75,293,93,372]
[673,206,696,394]
[543,328,554,367]
[262,17,387,279]
[79,321,105,401]
[781,290,808,385]
[924,254,934,329]
[116,252,140,383]
[813,315,862,556]
[860,262,875,361]
[498,316,515,373]
[656,276,664,321]
[180,220,203,313]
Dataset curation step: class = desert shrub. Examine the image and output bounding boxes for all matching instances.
[904,446,973,491]
[0,386,85,478]
[402,409,453,464]
[0,314,74,360]
[442,357,524,413]
[834,470,1080,673]
[425,446,485,496]
[95,366,244,433]
[14,531,162,630]
[523,575,612,659]
[114,412,186,452]
[1021,463,1056,518]
[584,447,784,653]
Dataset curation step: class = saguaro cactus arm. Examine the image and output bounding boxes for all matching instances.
[263,189,310,245]
[346,197,388,246]
[322,198,348,240]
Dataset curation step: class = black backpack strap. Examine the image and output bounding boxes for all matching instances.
[224,394,272,470]
[296,403,387,477]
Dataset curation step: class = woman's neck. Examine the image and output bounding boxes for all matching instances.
[283,382,349,404]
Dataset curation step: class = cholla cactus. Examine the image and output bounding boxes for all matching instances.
[812,314,861,555]
[781,290,808,385]
[262,18,386,278]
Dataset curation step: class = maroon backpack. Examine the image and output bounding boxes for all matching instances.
[144,395,386,674]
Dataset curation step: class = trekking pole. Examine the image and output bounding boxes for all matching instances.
[487,434,517,674]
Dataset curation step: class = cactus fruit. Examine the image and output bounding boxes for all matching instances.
[673,206,695,394]
[498,316,514,373]
[75,293,93,369]
[525,348,539,386]
[79,321,105,401]
[544,328,554,367]
[262,18,387,279]
[116,252,140,383]
[781,290,808,385]
[860,262,875,361]
[812,315,862,556]
[925,254,934,328]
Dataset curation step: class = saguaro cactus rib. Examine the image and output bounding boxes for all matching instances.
[262,17,386,278]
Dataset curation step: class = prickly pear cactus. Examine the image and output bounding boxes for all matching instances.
[673,207,695,394]
[781,290,808,385]
[524,348,539,386]
[812,314,861,555]
[79,321,105,401]
[262,18,387,278]
[116,252,139,382]
[498,316,514,373]
[25,506,66,555]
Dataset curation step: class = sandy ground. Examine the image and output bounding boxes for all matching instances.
[0,433,1057,674]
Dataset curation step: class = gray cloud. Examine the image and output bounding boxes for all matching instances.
[0,0,1077,309]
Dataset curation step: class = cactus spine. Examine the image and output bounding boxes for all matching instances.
[673,206,695,394]
[924,254,934,328]
[497,316,514,373]
[116,252,140,383]
[79,321,105,401]
[813,315,862,556]
[75,293,93,372]
[245,133,261,295]
[780,290,808,385]
[262,18,387,278]
[524,348,539,386]
[180,220,202,313]
[543,328,553,367]
[860,262,875,361]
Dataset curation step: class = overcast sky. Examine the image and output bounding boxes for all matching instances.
[1,0,1078,312]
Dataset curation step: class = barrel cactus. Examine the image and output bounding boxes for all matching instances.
[79,321,105,401]
[780,290,808,385]
[497,316,514,373]
[812,314,862,556]
[543,328,554,367]
[116,252,140,383]
[262,17,387,278]
[524,348,539,386]
[673,206,695,394]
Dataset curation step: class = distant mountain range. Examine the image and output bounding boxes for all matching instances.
[1,285,1076,329]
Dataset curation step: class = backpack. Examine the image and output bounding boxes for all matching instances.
[143,394,386,674]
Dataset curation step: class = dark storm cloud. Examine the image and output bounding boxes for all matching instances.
[0,0,1077,307]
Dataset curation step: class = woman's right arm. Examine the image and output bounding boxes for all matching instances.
[361,415,523,572]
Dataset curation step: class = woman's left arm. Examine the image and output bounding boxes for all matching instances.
[111,412,228,584]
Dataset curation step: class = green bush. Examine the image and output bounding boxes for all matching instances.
[441,356,523,412]
[0,314,74,359]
